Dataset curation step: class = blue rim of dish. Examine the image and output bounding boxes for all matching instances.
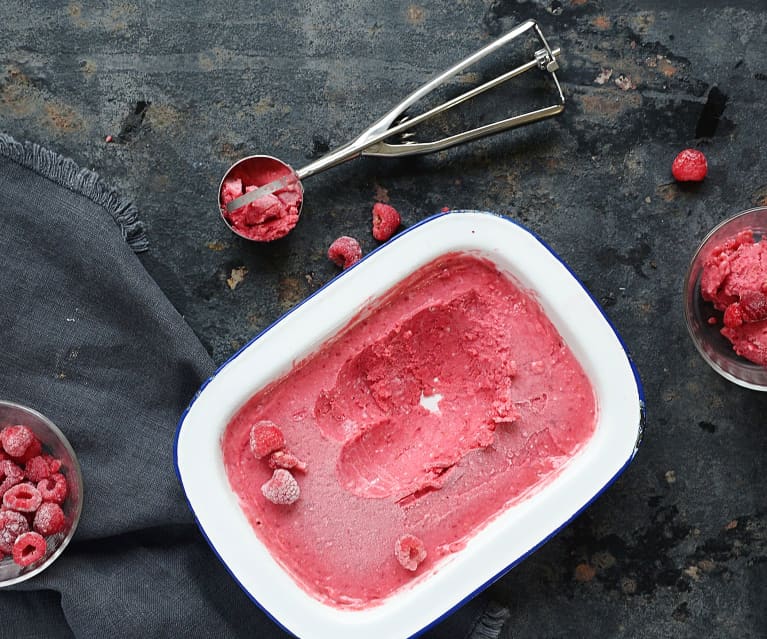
[173,209,645,638]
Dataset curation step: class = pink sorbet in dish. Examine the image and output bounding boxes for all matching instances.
[700,229,767,366]
[221,253,597,608]
[220,157,302,241]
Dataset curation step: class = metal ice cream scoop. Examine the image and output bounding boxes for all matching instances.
[218,19,565,241]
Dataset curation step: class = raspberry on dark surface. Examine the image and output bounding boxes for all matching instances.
[372,202,401,242]
[0,509,29,554]
[37,473,67,504]
[261,468,300,505]
[249,421,286,459]
[12,531,47,567]
[671,148,708,182]
[33,502,66,536]
[3,482,43,513]
[0,459,24,496]
[1,425,37,459]
[395,533,427,571]
[327,236,362,269]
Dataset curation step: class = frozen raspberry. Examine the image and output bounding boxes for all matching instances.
[3,483,43,513]
[261,469,300,505]
[268,450,307,472]
[33,502,66,536]
[24,456,52,482]
[12,531,47,567]
[395,533,427,571]
[328,236,362,269]
[13,437,42,464]
[0,459,24,496]
[1,425,37,459]
[671,148,707,182]
[37,473,67,504]
[372,202,401,241]
[0,509,29,553]
[42,455,62,474]
[249,421,285,459]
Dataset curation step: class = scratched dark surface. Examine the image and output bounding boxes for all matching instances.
[2,0,767,637]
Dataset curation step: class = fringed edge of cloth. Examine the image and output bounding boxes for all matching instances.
[0,133,148,252]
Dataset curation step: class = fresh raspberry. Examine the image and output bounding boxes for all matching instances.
[3,483,43,513]
[395,533,427,571]
[1,425,37,459]
[0,459,24,496]
[0,509,29,553]
[372,202,401,242]
[261,468,300,505]
[33,502,66,536]
[268,450,307,472]
[37,473,67,504]
[24,456,52,482]
[671,148,707,182]
[249,421,285,459]
[12,531,47,567]
[328,236,362,269]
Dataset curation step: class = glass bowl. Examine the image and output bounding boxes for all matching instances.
[0,400,83,586]
[684,206,767,391]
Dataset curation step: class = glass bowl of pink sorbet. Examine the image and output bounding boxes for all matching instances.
[0,400,84,586]
[684,206,767,391]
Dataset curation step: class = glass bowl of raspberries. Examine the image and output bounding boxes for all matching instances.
[0,400,83,586]
[684,207,767,391]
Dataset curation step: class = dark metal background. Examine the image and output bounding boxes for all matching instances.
[1,1,766,636]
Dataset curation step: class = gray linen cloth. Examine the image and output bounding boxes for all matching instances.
[0,134,509,639]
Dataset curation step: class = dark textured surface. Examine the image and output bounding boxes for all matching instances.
[1,1,766,637]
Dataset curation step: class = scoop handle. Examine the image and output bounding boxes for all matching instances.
[295,19,564,180]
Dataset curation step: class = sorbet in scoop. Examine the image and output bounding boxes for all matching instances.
[220,157,302,241]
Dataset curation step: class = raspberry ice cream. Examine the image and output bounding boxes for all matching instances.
[220,157,302,241]
[701,229,767,366]
[222,253,597,608]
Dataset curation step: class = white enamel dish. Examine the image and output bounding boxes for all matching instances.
[175,210,644,639]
